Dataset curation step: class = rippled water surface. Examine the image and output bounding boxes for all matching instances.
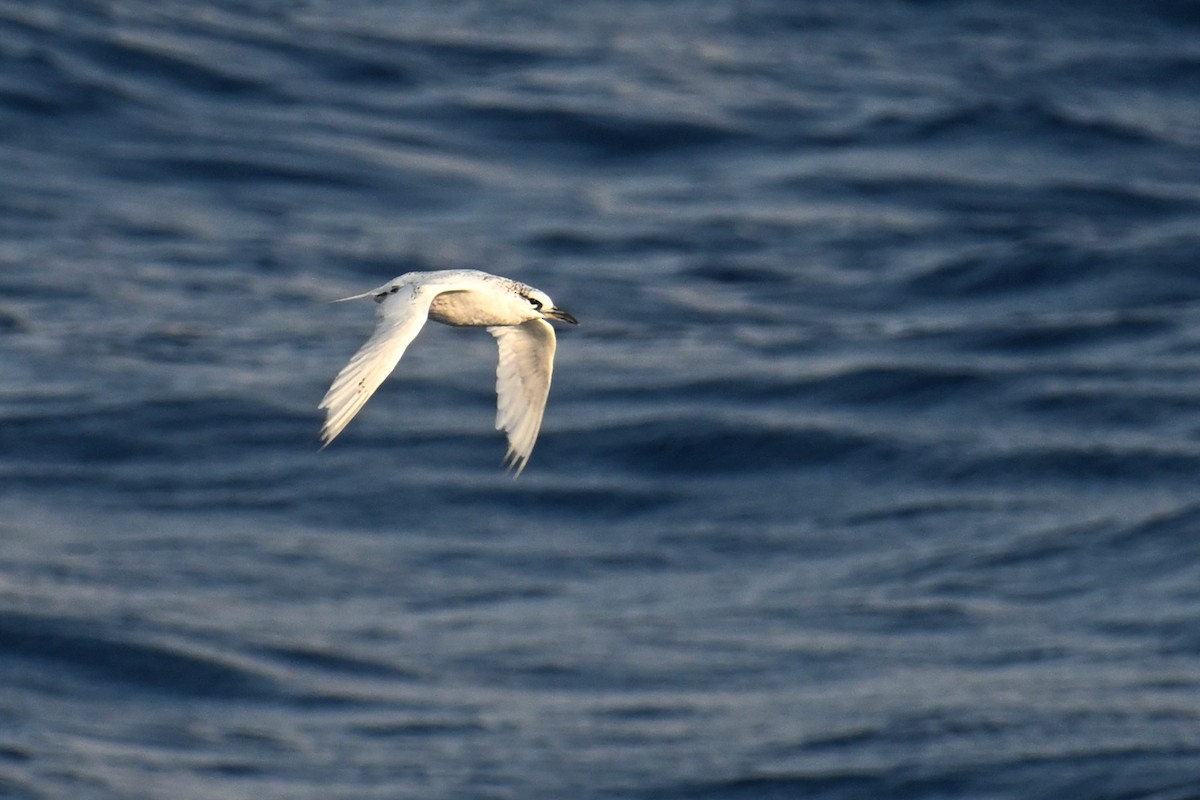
[3,1,1200,798]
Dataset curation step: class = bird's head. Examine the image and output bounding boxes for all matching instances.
[522,289,578,325]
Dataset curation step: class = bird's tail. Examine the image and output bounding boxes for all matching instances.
[331,277,403,303]
[330,289,379,303]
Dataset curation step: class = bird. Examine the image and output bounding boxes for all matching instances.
[319,269,577,475]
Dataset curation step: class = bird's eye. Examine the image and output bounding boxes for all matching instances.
[527,296,543,311]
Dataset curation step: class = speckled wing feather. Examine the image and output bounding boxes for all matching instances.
[319,284,442,447]
[489,318,557,475]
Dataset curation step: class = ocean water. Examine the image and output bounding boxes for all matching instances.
[2,0,1200,797]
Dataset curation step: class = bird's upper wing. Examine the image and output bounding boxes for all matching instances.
[488,318,557,476]
[319,284,446,447]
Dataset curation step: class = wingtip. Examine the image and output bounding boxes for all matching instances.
[317,403,348,450]
[318,415,351,450]
[503,446,530,478]
[317,424,335,451]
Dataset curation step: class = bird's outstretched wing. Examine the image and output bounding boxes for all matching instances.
[319,285,443,447]
[489,318,557,476]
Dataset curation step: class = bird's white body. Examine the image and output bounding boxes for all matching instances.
[319,269,577,475]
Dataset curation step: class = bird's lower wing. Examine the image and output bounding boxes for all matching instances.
[319,287,439,447]
[489,318,557,476]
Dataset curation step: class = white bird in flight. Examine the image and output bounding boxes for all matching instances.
[319,269,577,475]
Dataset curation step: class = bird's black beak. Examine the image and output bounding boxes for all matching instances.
[545,307,578,325]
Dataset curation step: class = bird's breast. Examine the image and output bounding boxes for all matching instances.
[427,290,522,327]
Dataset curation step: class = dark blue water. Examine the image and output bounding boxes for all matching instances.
[3,0,1200,797]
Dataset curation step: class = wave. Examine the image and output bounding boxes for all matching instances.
[0,396,314,465]
[448,101,745,159]
[905,240,1200,307]
[594,365,994,409]
[648,773,916,800]
[0,613,279,699]
[565,416,911,475]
